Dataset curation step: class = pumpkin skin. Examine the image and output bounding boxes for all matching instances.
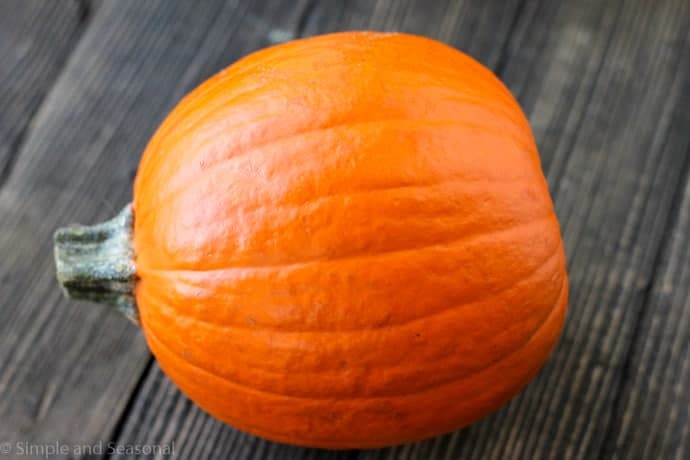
[131,31,568,449]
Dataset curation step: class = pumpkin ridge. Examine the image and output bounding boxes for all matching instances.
[136,164,539,232]
[155,35,520,142]
[226,175,541,222]
[159,83,524,157]
[136,209,557,273]
[139,275,566,398]
[135,117,535,224]
[135,194,552,274]
[213,47,519,110]
[138,238,563,336]
[143,277,566,401]
[152,289,566,449]
[157,89,529,163]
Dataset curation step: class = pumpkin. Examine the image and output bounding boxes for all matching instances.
[54,31,568,449]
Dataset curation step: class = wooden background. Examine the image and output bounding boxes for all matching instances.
[0,0,688,458]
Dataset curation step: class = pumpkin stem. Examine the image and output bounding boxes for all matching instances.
[53,204,139,324]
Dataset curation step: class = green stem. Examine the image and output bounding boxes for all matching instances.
[53,204,139,324]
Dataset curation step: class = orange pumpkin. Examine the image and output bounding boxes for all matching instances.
[55,31,568,449]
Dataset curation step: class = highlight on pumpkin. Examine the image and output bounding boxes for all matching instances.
[54,31,568,449]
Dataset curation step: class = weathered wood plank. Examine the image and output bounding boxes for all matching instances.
[104,0,690,458]
[600,147,690,457]
[0,0,94,185]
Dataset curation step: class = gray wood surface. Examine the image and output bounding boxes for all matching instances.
[0,0,94,185]
[602,171,690,460]
[0,0,688,459]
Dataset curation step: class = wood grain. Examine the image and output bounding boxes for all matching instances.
[0,0,688,459]
[0,0,94,185]
[600,98,690,460]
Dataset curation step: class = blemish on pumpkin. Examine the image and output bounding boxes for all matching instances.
[373,312,393,328]
[246,317,257,326]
